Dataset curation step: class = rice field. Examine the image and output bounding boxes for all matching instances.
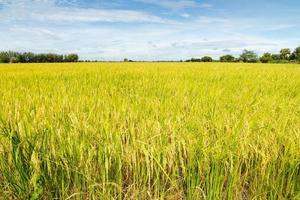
[0,62,299,199]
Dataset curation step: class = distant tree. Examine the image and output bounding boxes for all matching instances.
[280,48,291,60]
[289,53,296,61]
[296,47,300,62]
[239,50,258,63]
[0,51,21,63]
[55,54,64,62]
[0,52,10,63]
[124,58,129,62]
[10,57,19,63]
[220,55,235,62]
[271,54,281,62]
[260,53,273,63]
[0,51,79,63]
[49,54,64,62]
[22,52,35,62]
[190,58,201,62]
[16,53,25,63]
[64,54,79,62]
[201,56,213,62]
[290,46,300,62]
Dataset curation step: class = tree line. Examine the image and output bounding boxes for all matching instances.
[0,51,79,63]
[1,46,300,63]
[187,46,300,63]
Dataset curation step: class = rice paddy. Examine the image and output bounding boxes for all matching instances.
[0,62,299,199]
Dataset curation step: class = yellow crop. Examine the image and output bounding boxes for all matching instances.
[0,62,299,199]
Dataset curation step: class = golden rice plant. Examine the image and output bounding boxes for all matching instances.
[0,62,299,199]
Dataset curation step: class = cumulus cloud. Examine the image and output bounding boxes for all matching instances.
[181,13,190,18]
[1,22,294,61]
[31,8,164,23]
[133,0,212,10]
[0,0,164,23]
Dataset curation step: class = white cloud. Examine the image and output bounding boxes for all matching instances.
[2,22,298,61]
[0,0,164,23]
[195,16,228,24]
[32,8,164,23]
[133,0,200,10]
[198,3,213,8]
[181,13,190,18]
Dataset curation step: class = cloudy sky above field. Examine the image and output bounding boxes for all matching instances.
[0,0,300,60]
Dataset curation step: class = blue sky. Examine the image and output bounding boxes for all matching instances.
[0,0,299,61]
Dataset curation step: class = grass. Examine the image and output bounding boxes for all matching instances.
[0,62,299,199]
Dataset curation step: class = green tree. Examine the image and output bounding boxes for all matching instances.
[0,52,10,63]
[0,51,21,63]
[201,56,213,62]
[290,46,300,62]
[10,57,19,63]
[22,52,35,63]
[239,50,258,63]
[0,51,79,63]
[220,55,235,62]
[64,54,79,62]
[190,58,201,62]
[271,54,281,62]
[260,53,273,63]
[280,48,291,60]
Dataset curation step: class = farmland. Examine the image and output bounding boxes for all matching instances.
[0,62,300,199]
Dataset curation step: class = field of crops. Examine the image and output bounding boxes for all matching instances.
[0,62,299,199]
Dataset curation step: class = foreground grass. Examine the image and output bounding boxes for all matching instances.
[0,62,299,199]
